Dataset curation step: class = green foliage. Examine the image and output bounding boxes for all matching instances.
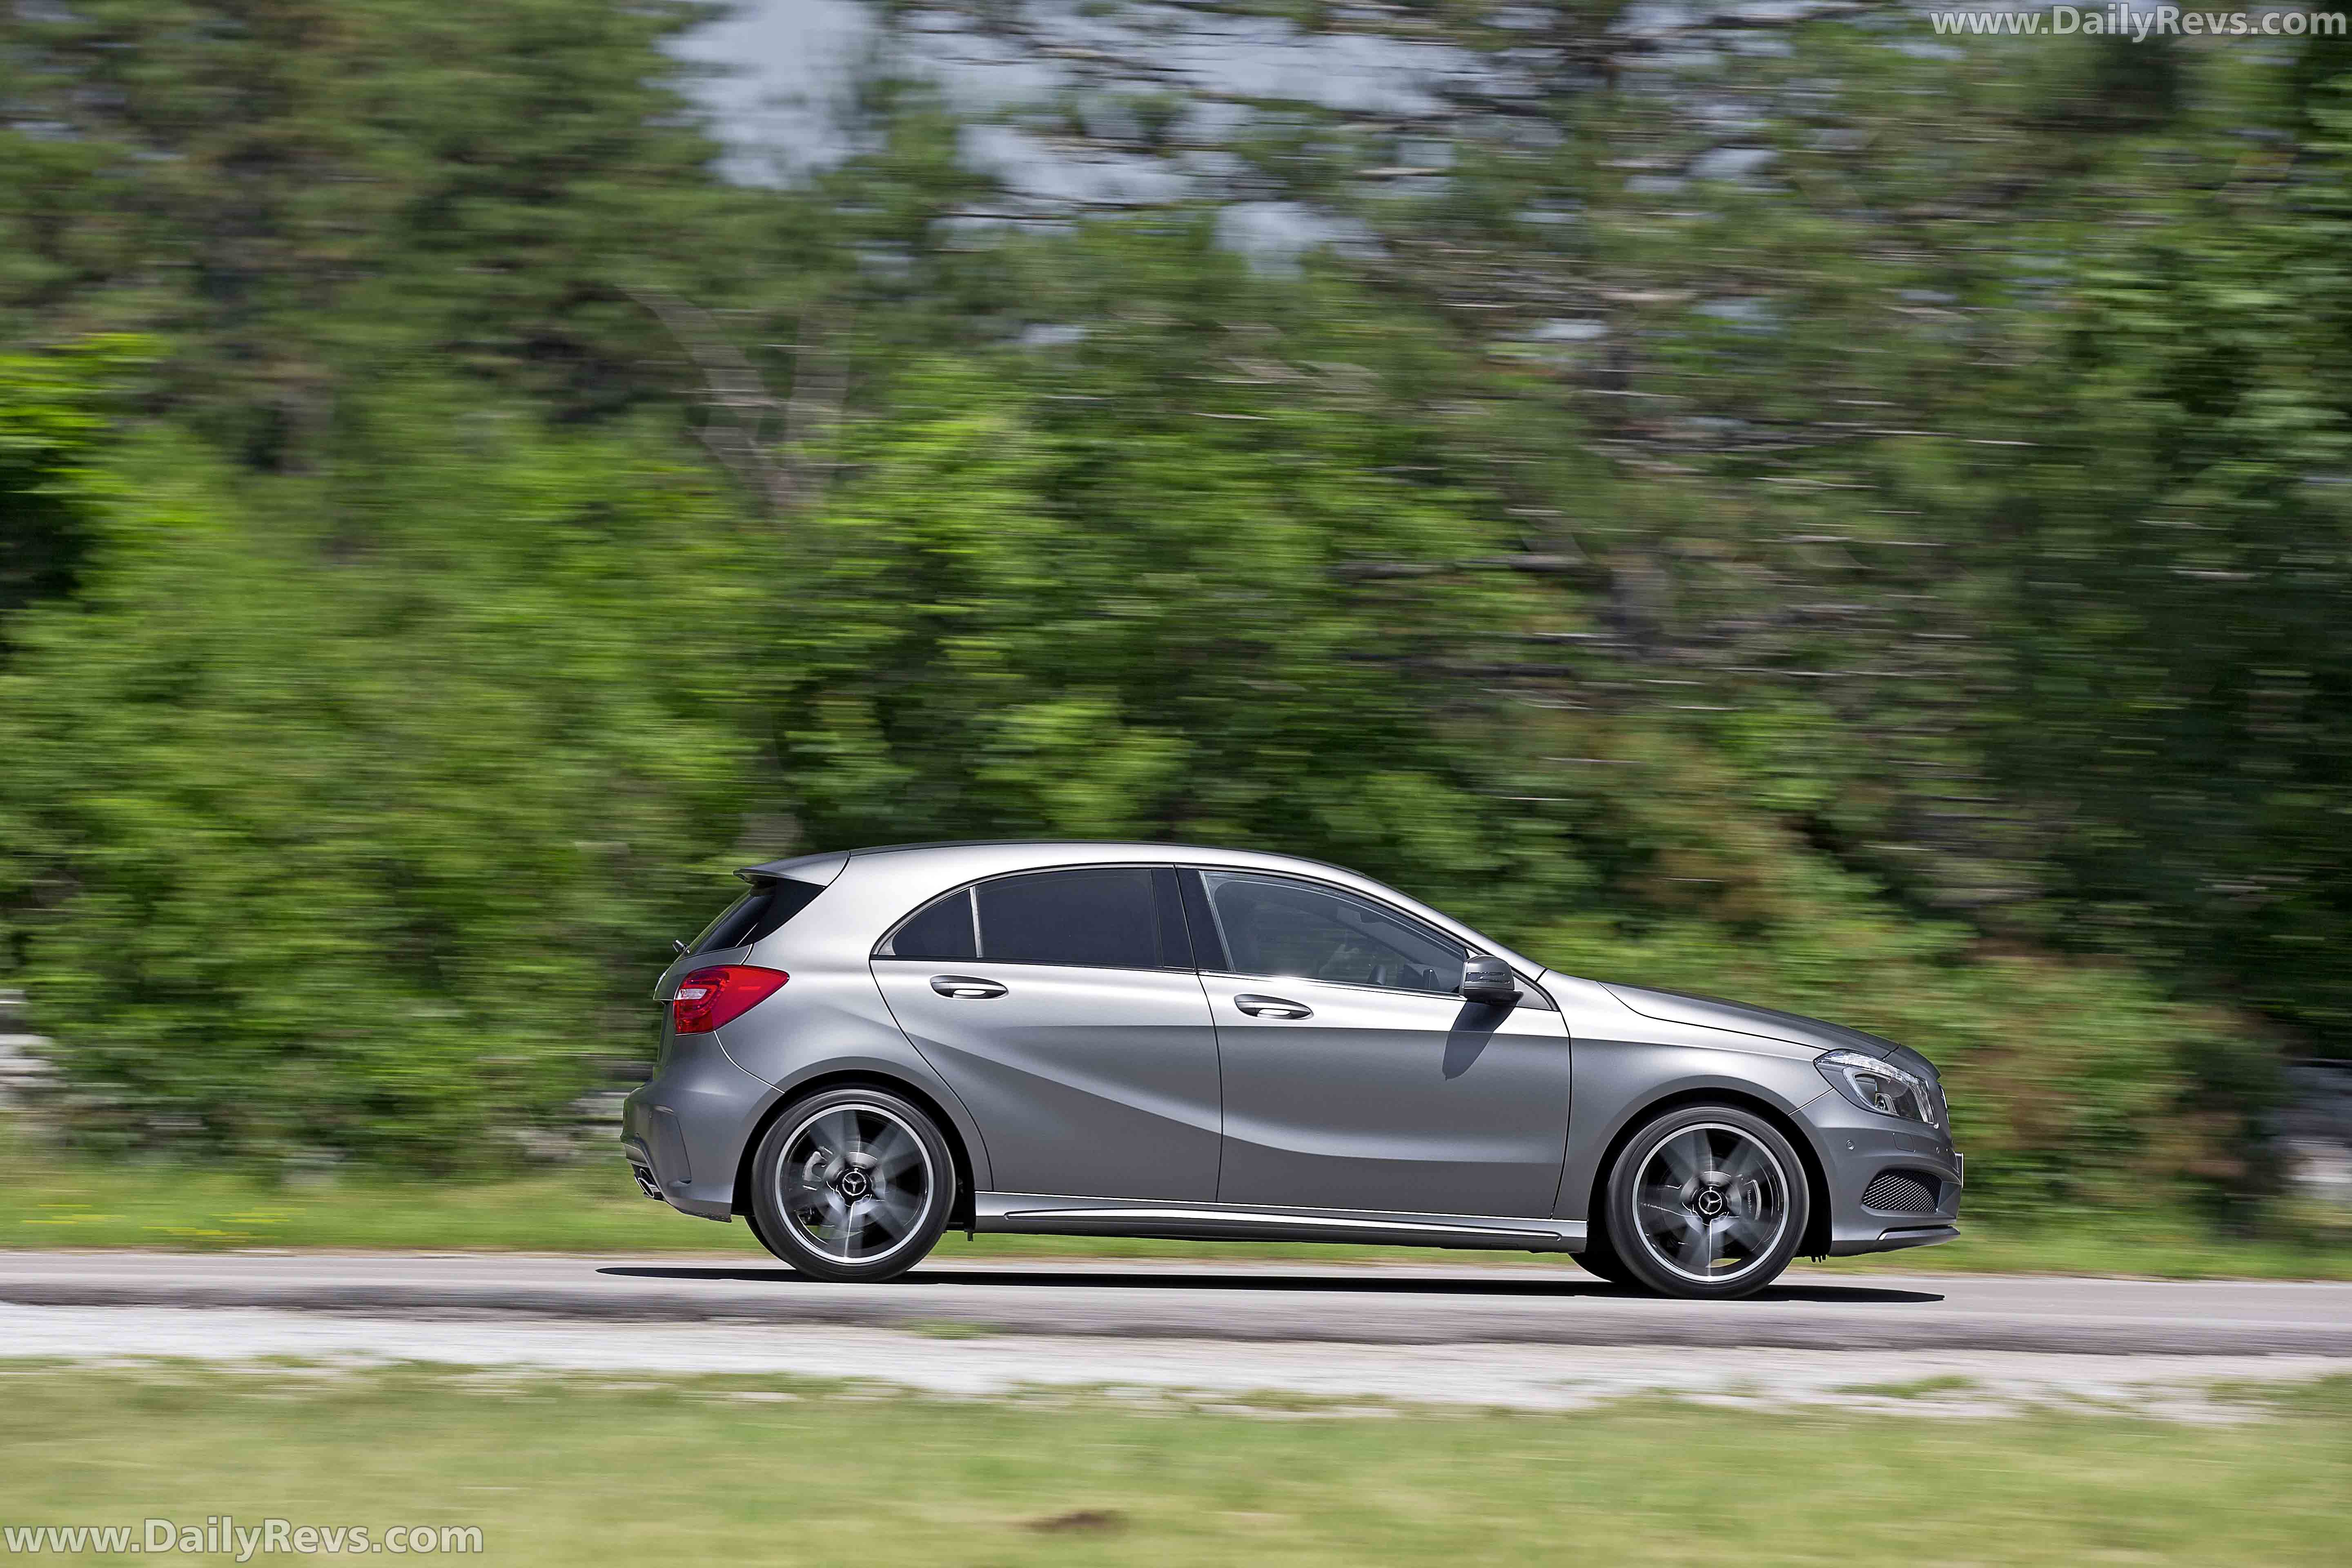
[775,324,1587,922]
[0,0,753,459]
[1983,97,2352,1040]
[0,336,149,643]
[0,388,769,1162]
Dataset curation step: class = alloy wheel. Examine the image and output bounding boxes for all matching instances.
[1627,1121,1791,1286]
[774,1102,937,1265]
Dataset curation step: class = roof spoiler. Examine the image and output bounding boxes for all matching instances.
[735,850,851,889]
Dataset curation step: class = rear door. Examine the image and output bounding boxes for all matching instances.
[871,865,1222,1202]
[1189,869,1572,1218]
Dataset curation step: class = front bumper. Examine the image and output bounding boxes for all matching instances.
[1800,1090,1964,1256]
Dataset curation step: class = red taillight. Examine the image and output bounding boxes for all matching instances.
[671,965,788,1034]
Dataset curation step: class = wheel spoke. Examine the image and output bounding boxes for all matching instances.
[1721,1212,1771,1257]
[1637,1203,1693,1241]
[1657,1131,1705,1184]
[869,1189,922,1238]
[815,1109,863,1161]
[1680,1215,1715,1271]
[870,1127,923,1180]
[1718,1140,1767,1184]
[1636,1189,1686,1233]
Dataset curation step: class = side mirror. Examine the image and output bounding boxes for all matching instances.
[1459,956,1521,1009]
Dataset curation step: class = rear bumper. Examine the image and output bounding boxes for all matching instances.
[617,1137,664,1201]
[1799,1091,1965,1257]
[620,1033,776,1223]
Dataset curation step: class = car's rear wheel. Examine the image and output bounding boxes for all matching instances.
[742,1199,791,1267]
[748,1087,953,1283]
[1606,1104,1807,1300]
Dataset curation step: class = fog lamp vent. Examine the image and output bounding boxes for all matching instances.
[1862,1169,1940,1216]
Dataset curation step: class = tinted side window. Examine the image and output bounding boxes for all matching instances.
[690,879,824,954]
[976,868,1174,969]
[1197,872,1465,995]
[883,888,978,960]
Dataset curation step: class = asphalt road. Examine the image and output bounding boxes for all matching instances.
[4,1251,2350,1356]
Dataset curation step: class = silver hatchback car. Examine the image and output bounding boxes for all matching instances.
[622,840,1961,1298]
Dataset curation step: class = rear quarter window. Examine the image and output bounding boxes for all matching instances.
[690,879,824,954]
[880,888,979,961]
[976,867,1173,969]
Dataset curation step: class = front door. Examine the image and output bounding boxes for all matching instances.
[871,864,1221,1202]
[1189,869,1571,1218]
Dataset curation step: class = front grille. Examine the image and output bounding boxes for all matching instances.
[1862,1169,1941,1216]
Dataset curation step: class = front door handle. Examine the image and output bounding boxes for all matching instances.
[931,976,1007,1000]
[1235,993,1312,1020]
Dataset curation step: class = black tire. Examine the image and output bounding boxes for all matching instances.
[742,1200,795,1270]
[1570,1218,1643,1289]
[748,1086,955,1283]
[1605,1103,1809,1300]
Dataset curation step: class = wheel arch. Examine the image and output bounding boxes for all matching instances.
[733,1069,981,1233]
[1585,1085,1834,1260]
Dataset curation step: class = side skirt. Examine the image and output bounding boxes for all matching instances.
[973,1193,1586,1252]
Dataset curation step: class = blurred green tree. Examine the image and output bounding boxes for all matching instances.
[0,0,754,464]
[0,385,771,1163]
[1983,81,2352,1042]
[0,336,148,648]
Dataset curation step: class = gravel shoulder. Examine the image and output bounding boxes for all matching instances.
[6,1302,2347,1421]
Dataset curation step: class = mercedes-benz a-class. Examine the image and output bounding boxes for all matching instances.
[622,841,1961,1298]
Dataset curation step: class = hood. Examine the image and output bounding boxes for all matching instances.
[1599,983,1940,1082]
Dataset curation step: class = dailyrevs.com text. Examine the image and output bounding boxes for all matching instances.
[1933,5,2348,36]
[3,1519,483,1560]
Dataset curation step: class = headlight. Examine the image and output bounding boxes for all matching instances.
[1817,1049,1940,1126]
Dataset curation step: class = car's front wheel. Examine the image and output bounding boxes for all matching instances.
[1605,1104,1808,1299]
[747,1087,954,1283]
[1570,1220,1640,1287]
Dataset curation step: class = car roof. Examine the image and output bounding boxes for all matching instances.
[741,840,1368,884]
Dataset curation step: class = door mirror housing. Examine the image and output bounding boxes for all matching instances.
[1459,956,1521,1009]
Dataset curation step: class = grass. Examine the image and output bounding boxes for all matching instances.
[4,1140,2350,1280]
[1833,1374,1980,1400]
[1,1364,2348,1566]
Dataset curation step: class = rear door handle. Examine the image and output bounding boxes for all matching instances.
[1235,993,1311,1020]
[930,976,1007,1000]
